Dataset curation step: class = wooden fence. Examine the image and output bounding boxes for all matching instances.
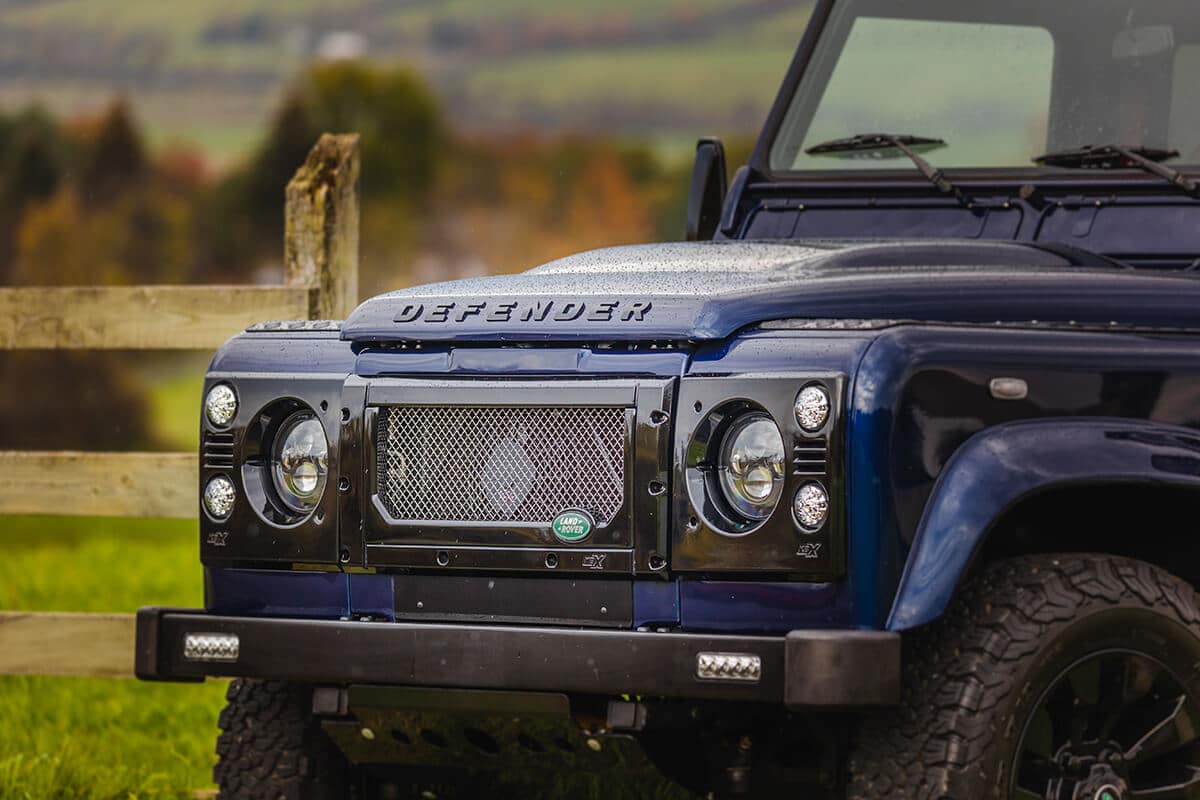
[0,133,361,678]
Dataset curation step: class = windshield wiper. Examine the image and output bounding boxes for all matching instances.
[1033,144,1198,194]
[805,133,971,206]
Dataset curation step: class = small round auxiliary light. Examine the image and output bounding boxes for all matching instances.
[203,475,236,520]
[794,385,830,432]
[793,482,829,531]
[205,384,237,427]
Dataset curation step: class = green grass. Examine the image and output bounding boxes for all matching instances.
[136,353,209,452]
[0,516,202,613]
[0,516,226,798]
[0,676,225,799]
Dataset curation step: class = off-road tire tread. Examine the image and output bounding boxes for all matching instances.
[847,554,1200,799]
[214,679,347,800]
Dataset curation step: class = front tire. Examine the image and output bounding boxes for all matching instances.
[214,679,350,800]
[849,554,1200,799]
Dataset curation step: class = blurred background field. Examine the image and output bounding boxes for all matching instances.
[0,0,808,164]
[0,1,812,796]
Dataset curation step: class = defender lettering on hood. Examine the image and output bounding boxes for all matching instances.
[392,299,654,325]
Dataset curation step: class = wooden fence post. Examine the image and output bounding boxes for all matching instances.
[284,133,361,320]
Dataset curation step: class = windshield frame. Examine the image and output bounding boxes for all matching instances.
[748,0,1195,186]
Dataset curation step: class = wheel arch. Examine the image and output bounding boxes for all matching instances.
[886,417,1200,631]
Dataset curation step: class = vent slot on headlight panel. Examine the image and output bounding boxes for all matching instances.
[792,440,828,477]
[376,405,628,525]
[202,432,235,469]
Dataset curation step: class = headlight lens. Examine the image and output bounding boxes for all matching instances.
[271,412,329,514]
[205,384,237,427]
[203,475,236,520]
[794,385,830,432]
[718,414,786,521]
[793,482,829,530]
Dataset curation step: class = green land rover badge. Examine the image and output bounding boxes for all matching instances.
[552,510,593,542]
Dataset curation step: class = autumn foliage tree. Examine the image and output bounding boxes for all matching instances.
[11,102,192,286]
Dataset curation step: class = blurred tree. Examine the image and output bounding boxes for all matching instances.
[12,185,192,286]
[77,100,147,208]
[0,111,64,205]
[0,107,67,283]
[303,61,444,202]
[564,148,654,247]
[427,133,678,280]
[192,93,317,282]
[11,189,98,284]
[110,188,193,283]
[246,94,318,240]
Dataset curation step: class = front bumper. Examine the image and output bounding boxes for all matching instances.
[135,607,900,708]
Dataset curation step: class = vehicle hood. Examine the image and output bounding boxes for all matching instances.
[341,240,1200,343]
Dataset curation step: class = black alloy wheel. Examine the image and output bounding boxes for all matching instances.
[1012,651,1200,800]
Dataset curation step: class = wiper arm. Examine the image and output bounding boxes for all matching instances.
[1034,144,1199,194]
[805,133,971,206]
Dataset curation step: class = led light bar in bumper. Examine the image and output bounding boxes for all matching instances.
[696,651,763,682]
[183,632,240,662]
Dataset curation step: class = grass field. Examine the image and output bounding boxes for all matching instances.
[0,515,226,798]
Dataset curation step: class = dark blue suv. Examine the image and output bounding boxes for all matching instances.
[138,1,1200,797]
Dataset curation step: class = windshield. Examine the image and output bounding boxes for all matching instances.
[769,0,1200,173]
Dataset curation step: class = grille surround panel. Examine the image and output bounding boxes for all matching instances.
[376,405,629,526]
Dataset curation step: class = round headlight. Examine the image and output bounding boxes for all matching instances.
[793,482,829,531]
[794,385,830,432]
[271,412,329,515]
[718,414,786,521]
[203,475,236,520]
[205,384,237,427]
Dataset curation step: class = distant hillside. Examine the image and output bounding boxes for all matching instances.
[0,0,812,162]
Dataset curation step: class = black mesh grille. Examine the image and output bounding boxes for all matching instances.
[376,406,627,524]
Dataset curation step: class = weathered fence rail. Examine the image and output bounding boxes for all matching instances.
[0,285,318,350]
[0,612,136,678]
[0,133,360,677]
[0,451,196,519]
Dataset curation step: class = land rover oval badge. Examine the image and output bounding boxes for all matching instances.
[552,510,593,543]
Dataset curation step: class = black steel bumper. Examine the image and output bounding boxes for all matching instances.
[135,607,900,708]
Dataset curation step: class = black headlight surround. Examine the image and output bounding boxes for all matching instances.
[674,374,847,577]
[686,399,784,535]
[241,398,321,527]
[199,374,344,566]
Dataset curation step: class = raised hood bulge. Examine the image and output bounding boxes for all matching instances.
[340,240,1200,343]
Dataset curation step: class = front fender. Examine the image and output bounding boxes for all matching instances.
[886,417,1200,631]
